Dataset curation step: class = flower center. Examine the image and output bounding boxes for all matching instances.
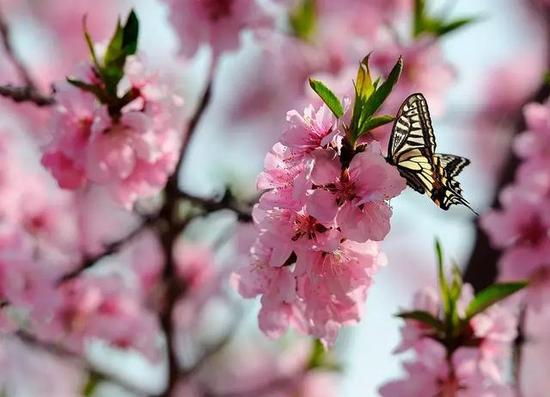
[203,0,233,21]
[292,214,327,241]
[518,215,548,246]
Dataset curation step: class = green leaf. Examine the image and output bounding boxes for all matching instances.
[413,0,426,37]
[103,18,124,69]
[355,54,374,100]
[358,115,394,136]
[361,56,403,121]
[66,77,108,103]
[122,10,139,55]
[101,10,140,95]
[306,339,326,369]
[289,0,317,41]
[465,281,528,320]
[434,238,450,316]
[83,372,102,397]
[437,16,478,36]
[82,16,100,70]
[309,79,344,118]
[396,310,445,332]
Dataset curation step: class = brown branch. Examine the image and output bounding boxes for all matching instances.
[178,189,254,223]
[0,84,54,106]
[513,305,527,397]
[15,330,150,396]
[158,75,214,397]
[0,9,54,106]
[463,9,550,292]
[463,80,550,291]
[56,215,157,285]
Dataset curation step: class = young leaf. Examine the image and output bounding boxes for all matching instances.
[413,0,427,37]
[66,77,108,103]
[82,16,100,71]
[307,339,326,369]
[103,18,124,69]
[289,0,317,41]
[309,79,344,118]
[396,310,445,332]
[355,54,374,99]
[122,10,139,55]
[465,281,528,320]
[434,238,451,316]
[358,115,394,136]
[437,16,478,36]
[361,56,403,120]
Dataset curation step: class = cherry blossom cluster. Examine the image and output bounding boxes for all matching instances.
[379,244,525,396]
[380,285,517,396]
[234,58,408,345]
[481,100,550,309]
[41,12,184,209]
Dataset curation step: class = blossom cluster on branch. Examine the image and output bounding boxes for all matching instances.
[380,243,525,396]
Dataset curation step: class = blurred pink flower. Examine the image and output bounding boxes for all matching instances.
[42,56,184,209]
[163,0,273,59]
[381,283,517,396]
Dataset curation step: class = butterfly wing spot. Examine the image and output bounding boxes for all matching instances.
[387,93,475,213]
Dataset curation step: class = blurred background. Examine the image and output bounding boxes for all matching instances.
[0,0,548,396]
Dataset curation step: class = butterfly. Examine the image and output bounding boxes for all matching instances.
[386,93,477,214]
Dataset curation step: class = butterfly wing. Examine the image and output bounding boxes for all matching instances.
[432,154,477,214]
[388,93,436,163]
[387,94,476,213]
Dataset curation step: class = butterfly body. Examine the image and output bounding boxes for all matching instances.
[387,93,476,214]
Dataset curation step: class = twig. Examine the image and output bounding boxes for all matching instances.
[0,9,54,106]
[462,80,550,291]
[178,190,253,223]
[158,74,215,397]
[513,305,527,397]
[15,330,149,396]
[56,216,157,285]
[463,9,550,292]
[0,84,54,106]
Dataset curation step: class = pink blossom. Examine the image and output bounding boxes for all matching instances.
[381,283,517,396]
[235,102,403,345]
[163,0,273,59]
[372,39,455,116]
[33,276,162,362]
[42,56,184,209]
[515,101,550,160]
[308,143,406,241]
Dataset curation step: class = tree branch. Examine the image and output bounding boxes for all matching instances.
[158,74,215,397]
[462,80,550,291]
[463,9,550,293]
[178,189,254,223]
[0,84,54,106]
[56,215,157,285]
[0,9,54,106]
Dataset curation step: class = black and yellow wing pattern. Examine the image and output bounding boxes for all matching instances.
[387,93,476,214]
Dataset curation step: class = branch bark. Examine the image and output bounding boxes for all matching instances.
[0,9,54,106]
[158,75,214,397]
[56,215,158,285]
[463,10,550,291]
